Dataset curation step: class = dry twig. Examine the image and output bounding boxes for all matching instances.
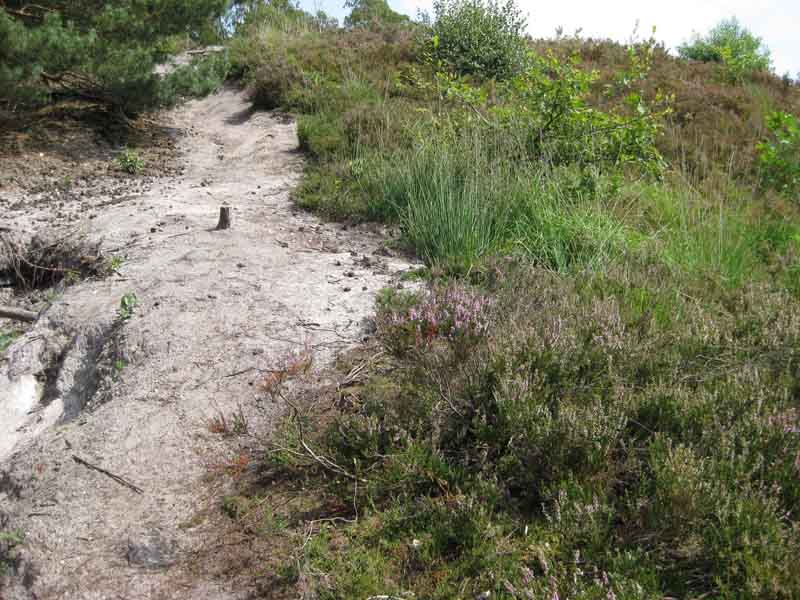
[72,455,144,494]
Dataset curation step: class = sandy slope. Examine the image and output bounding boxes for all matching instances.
[0,87,412,598]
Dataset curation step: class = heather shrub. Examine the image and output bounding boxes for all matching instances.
[377,284,491,355]
[229,27,304,108]
[297,113,347,160]
[271,268,800,599]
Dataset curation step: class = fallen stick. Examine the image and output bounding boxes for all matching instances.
[224,367,256,378]
[0,305,37,323]
[72,455,144,495]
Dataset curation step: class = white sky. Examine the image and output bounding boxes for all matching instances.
[300,0,800,76]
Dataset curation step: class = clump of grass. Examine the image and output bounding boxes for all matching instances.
[375,139,516,271]
[117,292,138,321]
[115,148,144,174]
[207,406,249,437]
[0,530,23,577]
[0,330,22,354]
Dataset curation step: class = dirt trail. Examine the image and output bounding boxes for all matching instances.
[0,87,413,598]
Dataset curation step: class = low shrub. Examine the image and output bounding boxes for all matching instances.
[0,530,24,577]
[678,17,772,82]
[757,111,800,196]
[157,51,230,106]
[274,268,800,599]
[377,284,491,354]
[344,0,410,29]
[297,113,347,160]
[492,49,669,172]
[116,148,144,174]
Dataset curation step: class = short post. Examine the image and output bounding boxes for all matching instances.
[216,206,231,230]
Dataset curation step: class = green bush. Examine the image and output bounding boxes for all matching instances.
[0,530,24,576]
[0,330,21,354]
[157,52,230,106]
[493,50,668,172]
[424,0,528,79]
[678,17,772,81]
[757,111,800,196]
[344,0,410,29]
[297,113,347,160]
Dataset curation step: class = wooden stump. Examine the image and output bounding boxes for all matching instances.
[216,206,231,230]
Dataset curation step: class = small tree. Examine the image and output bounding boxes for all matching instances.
[757,111,800,196]
[678,17,771,81]
[425,0,528,80]
[1,0,227,113]
[226,0,313,33]
[344,0,409,29]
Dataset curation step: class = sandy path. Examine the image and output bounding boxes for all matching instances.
[0,87,411,598]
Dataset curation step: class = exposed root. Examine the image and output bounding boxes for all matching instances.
[0,230,104,291]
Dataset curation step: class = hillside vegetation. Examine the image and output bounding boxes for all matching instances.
[219,2,800,599]
[7,0,799,597]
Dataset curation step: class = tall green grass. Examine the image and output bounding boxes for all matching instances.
[364,134,517,269]
[622,180,800,287]
[357,128,799,285]
[354,127,631,272]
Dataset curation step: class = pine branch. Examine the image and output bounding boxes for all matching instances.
[1,2,58,23]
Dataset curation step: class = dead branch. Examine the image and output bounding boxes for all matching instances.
[1,2,55,22]
[0,304,37,323]
[273,393,367,484]
[338,351,384,390]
